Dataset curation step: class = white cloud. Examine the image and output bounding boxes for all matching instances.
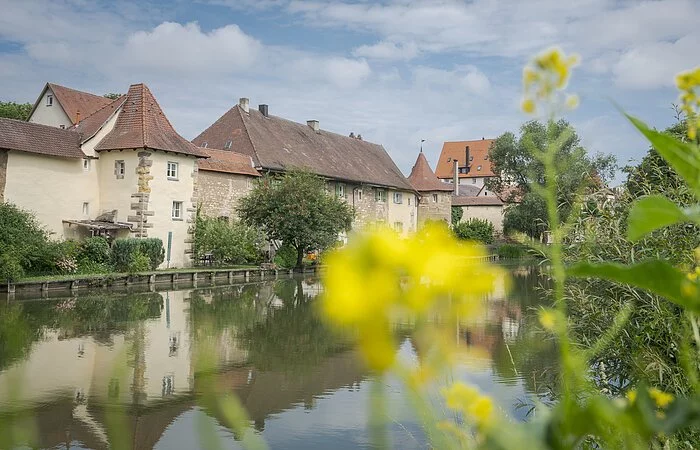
[413,65,491,95]
[352,41,418,61]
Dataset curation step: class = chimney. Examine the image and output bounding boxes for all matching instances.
[357,134,362,141]
[307,120,320,133]
[258,104,269,117]
[239,97,249,113]
[465,145,471,170]
[349,132,355,138]
[453,159,459,195]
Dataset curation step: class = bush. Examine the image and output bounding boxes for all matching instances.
[111,238,165,272]
[274,243,298,269]
[453,218,495,244]
[193,216,264,265]
[497,243,527,259]
[80,237,111,264]
[128,252,151,273]
[0,203,54,280]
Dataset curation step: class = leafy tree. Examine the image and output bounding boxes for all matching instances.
[193,214,264,265]
[238,171,354,268]
[0,101,31,121]
[451,205,463,226]
[485,119,616,238]
[103,93,122,100]
[0,203,54,280]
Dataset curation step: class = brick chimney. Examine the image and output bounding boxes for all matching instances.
[307,120,320,133]
[239,98,249,113]
[258,104,268,117]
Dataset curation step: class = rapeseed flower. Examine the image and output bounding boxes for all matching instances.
[538,308,558,331]
[521,47,580,116]
[649,388,674,409]
[442,382,496,428]
[675,67,700,140]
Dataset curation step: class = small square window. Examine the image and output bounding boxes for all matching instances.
[115,160,125,178]
[172,201,183,220]
[393,192,402,204]
[167,161,179,180]
[46,94,53,106]
[432,193,438,202]
[357,189,362,200]
[83,159,90,171]
[224,140,232,150]
[375,189,386,202]
[82,202,89,215]
[335,183,345,198]
[59,124,65,129]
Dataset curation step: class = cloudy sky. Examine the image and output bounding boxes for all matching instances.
[1,0,696,182]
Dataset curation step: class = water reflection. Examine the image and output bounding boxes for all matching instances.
[0,264,555,449]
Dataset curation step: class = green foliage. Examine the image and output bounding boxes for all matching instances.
[111,238,164,272]
[451,206,463,226]
[103,93,122,100]
[273,243,298,268]
[486,119,616,238]
[497,243,527,259]
[0,203,54,280]
[0,101,32,121]
[238,170,354,268]
[193,215,263,265]
[453,218,495,244]
[79,237,111,264]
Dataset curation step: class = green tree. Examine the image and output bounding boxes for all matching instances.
[485,119,616,238]
[103,93,122,100]
[0,101,32,121]
[0,203,54,280]
[451,205,463,226]
[238,171,354,268]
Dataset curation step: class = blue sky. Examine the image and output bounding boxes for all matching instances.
[1,0,697,183]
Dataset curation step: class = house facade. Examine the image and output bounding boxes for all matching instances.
[452,195,505,235]
[407,151,453,226]
[435,138,496,195]
[192,99,418,235]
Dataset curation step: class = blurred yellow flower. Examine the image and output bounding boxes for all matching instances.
[538,308,557,331]
[522,47,580,116]
[468,395,495,428]
[649,388,674,408]
[521,98,536,114]
[565,94,580,110]
[442,382,495,428]
[675,67,700,140]
[626,389,637,403]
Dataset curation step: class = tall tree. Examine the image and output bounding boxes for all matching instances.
[103,93,122,100]
[238,171,354,268]
[0,102,32,121]
[485,119,616,238]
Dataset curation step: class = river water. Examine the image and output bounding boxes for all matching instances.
[0,263,556,449]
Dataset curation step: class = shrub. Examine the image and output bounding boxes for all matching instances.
[0,203,54,279]
[80,237,111,264]
[0,251,23,281]
[497,243,527,259]
[274,243,298,269]
[193,215,264,265]
[451,206,463,227]
[453,218,495,244]
[128,252,151,274]
[112,238,165,272]
[77,260,112,275]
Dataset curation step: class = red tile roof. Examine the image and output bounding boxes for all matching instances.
[192,106,414,191]
[407,152,453,192]
[95,84,207,158]
[435,139,495,180]
[71,95,126,142]
[451,195,503,206]
[0,117,84,158]
[198,148,260,176]
[48,83,113,124]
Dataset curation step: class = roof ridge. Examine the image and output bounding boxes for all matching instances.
[1,116,80,135]
[75,94,125,124]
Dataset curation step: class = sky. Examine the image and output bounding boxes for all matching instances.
[0,0,696,183]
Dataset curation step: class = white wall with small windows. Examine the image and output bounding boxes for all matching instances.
[28,87,73,129]
[387,189,417,235]
[167,161,179,180]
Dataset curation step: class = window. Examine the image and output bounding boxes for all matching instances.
[167,161,179,180]
[172,201,183,220]
[407,196,411,205]
[224,140,233,149]
[432,193,438,202]
[393,192,403,204]
[82,202,89,215]
[357,189,362,200]
[115,160,125,178]
[335,182,345,198]
[46,94,53,106]
[375,189,386,202]
[83,159,90,171]
[394,221,403,232]
[202,142,208,148]
[59,125,65,129]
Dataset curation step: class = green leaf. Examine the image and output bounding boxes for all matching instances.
[625,114,700,196]
[627,195,691,241]
[568,260,699,312]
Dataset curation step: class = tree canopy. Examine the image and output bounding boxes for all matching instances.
[0,101,32,121]
[237,171,354,268]
[103,93,122,100]
[485,119,616,238]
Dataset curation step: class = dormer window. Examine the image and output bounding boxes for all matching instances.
[224,140,232,150]
[59,125,65,129]
[202,142,208,148]
[46,94,53,106]
[477,165,482,171]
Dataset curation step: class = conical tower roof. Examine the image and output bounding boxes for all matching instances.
[95,83,206,157]
[408,152,453,192]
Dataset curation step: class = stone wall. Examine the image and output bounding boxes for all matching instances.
[197,170,254,220]
[350,184,389,228]
[417,191,451,226]
[0,150,7,202]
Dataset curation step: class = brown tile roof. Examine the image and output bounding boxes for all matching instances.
[435,138,495,180]
[192,106,414,191]
[48,83,113,124]
[71,95,126,142]
[451,195,503,206]
[0,117,84,158]
[95,84,207,158]
[408,152,453,192]
[198,148,260,176]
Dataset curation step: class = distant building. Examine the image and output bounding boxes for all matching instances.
[193,99,418,235]
[451,194,504,235]
[434,138,496,194]
[407,151,453,226]
[28,83,113,129]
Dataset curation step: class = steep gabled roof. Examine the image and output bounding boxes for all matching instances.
[29,83,113,125]
[435,138,495,179]
[192,106,414,191]
[198,148,260,176]
[408,152,453,192]
[0,117,84,158]
[71,95,127,142]
[95,84,207,158]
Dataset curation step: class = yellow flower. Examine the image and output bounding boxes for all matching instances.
[649,388,674,408]
[626,389,637,403]
[565,94,580,110]
[538,308,557,331]
[468,395,495,428]
[675,67,700,140]
[441,383,496,428]
[521,98,536,114]
[522,47,580,116]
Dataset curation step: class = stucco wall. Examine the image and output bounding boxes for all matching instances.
[197,170,253,220]
[459,204,504,235]
[387,189,418,235]
[28,87,72,129]
[97,149,141,224]
[81,106,121,157]
[417,191,451,226]
[4,151,99,238]
[0,150,7,202]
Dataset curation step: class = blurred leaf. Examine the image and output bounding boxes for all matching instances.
[625,114,700,196]
[568,260,699,312]
[627,195,697,241]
